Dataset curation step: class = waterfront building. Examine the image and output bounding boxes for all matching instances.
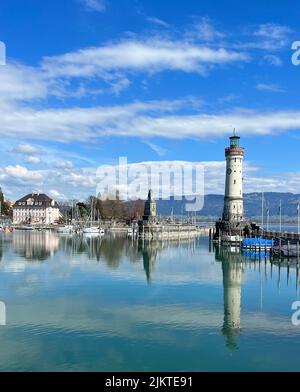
[13,192,60,225]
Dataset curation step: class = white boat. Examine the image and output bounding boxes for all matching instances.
[127,227,138,237]
[83,226,105,235]
[83,198,105,235]
[57,225,74,233]
[221,235,242,245]
[21,225,35,231]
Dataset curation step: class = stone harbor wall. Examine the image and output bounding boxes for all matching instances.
[138,223,210,239]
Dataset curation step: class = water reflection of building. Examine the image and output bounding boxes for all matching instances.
[59,233,197,283]
[60,235,132,267]
[12,231,59,261]
[215,246,243,349]
[138,241,160,284]
[138,238,197,283]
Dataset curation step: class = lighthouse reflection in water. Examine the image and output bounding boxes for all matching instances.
[0,231,299,371]
[216,247,243,349]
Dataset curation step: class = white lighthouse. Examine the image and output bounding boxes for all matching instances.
[222,132,244,222]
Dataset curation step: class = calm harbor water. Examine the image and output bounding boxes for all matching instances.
[0,230,300,371]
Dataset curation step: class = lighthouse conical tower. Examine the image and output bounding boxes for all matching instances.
[222,132,244,222]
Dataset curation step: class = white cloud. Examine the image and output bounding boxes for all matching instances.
[218,94,238,104]
[0,41,5,66]
[0,32,249,107]
[1,165,43,183]
[144,141,167,156]
[81,0,106,12]
[263,54,283,66]
[42,39,249,79]
[49,189,63,199]
[109,77,131,95]
[256,83,285,93]
[251,23,292,51]
[54,160,73,170]
[146,17,170,28]
[13,144,40,155]
[25,156,41,164]
[12,144,42,165]
[2,101,300,143]
[0,99,194,142]
[185,17,225,42]
[62,170,96,188]
[0,63,47,102]
[230,23,292,52]
[0,22,291,111]
[254,23,292,41]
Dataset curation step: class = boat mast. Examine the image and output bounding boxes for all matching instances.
[261,191,264,235]
[90,198,93,227]
[297,199,300,235]
[279,199,282,233]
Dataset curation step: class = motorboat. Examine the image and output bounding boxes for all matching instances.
[83,226,104,235]
[221,235,242,246]
[127,227,138,237]
[57,225,74,234]
[21,226,35,231]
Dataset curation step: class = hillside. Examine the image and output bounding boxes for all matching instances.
[156,193,300,218]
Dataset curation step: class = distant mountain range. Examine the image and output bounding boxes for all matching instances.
[156,193,300,219]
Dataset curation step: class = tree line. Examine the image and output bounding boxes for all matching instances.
[0,188,145,222]
[59,194,145,223]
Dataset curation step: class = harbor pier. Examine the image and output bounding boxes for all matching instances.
[138,190,209,239]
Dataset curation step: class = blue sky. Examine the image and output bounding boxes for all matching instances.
[0,0,300,200]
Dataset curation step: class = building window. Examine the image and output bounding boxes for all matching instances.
[234,180,236,184]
